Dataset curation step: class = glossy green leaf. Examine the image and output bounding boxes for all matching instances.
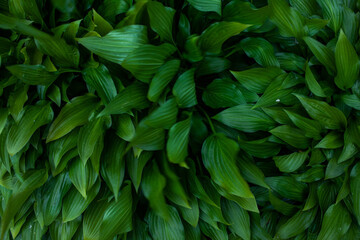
[167,116,191,165]
[127,151,152,192]
[213,105,275,133]
[284,110,322,139]
[131,123,165,151]
[270,125,311,149]
[78,25,148,64]
[49,216,81,240]
[274,149,309,173]
[317,0,343,33]
[187,0,221,15]
[240,37,279,67]
[7,102,53,155]
[7,64,59,85]
[147,1,175,42]
[222,199,251,240]
[202,134,253,199]
[315,131,343,149]
[237,154,269,189]
[351,163,360,225]
[334,29,360,89]
[304,63,326,97]
[173,69,197,108]
[143,98,178,129]
[265,176,308,201]
[223,1,269,25]
[238,137,281,158]
[199,22,250,54]
[47,94,99,142]
[122,43,177,83]
[69,158,98,199]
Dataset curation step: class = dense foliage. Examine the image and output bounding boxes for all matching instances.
[1,0,360,239]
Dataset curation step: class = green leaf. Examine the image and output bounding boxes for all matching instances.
[304,63,326,97]
[199,221,228,240]
[148,59,180,102]
[289,0,317,17]
[202,134,253,199]
[238,137,281,158]
[223,1,269,25]
[131,123,165,151]
[92,9,113,36]
[113,115,135,141]
[8,84,28,122]
[221,199,251,240]
[121,43,177,83]
[187,0,221,15]
[342,94,360,110]
[350,163,360,225]
[303,36,336,74]
[6,64,59,85]
[167,116,191,165]
[315,131,343,149]
[199,22,250,54]
[7,102,53,156]
[69,158,98,199]
[338,127,358,163]
[237,154,269,189]
[334,29,360,89]
[83,183,133,240]
[100,135,126,200]
[202,79,246,108]
[143,98,178,129]
[268,0,305,38]
[294,94,347,129]
[240,37,280,67]
[78,25,148,64]
[82,64,117,104]
[213,105,275,133]
[317,0,343,33]
[178,195,199,227]
[78,116,110,164]
[147,1,175,42]
[284,109,322,139]
[62,180,100,222]
[274,150,309,173]
[97,0,131,23]
[270,125,311,149]
[141,162,169,219]
[173,69,197,108]
[317,203,351,240]
[1,169,48,238]
[49,216,81,240]
[146,206,185,240]
[127,151,153,192]
[47,94,99,142]
[276,207,318,239]
[99,82,149,116]
[265,176,308,201]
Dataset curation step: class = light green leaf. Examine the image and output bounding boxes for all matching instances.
[7,102,53,156]
[127,151,153,192]
[274,149,310,173]
[276,207,318,239]
[78,25,148,64]
[69,158,98,199]
[82,64,117,104]
[121,43,177,83]
[143,98,178,129]
[6,64,59,85]
[1,169,48,239]
[187,0,221,15]
[214,104,275,133]
[173,69,197,108]
[62,180,100,222]
[113,114,135,141]
[303,36,336,74]
[47,94,99,142]
[83,183,133,240]
[334,29,360,89]
[317,0,343,33]
[230,67,283,94]
[221,199,251,240]
[203,79,246,108]
[99,82,149,116]
[146,206,185,240]
[268,0,305,38]
[92,9,113,36]
[199,22,250,54]
[315,131,343,149]
[147,1,175,42]
[305,63,326,97]
[141,162,169,219]
[167,117,191,165]
[284,109,322,139]
[202,134,253,199]
[148,59,180,102]
[294,94,347,129]
[240,37,280,67]
[317,203,351,240]
[100,135,126,200]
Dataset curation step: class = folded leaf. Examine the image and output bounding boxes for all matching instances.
[69,158,98,199]
[127,151,153,192]
[167,116,191,165]
[78,25,148,64]
[187,0,221,15]
[284,110,322,139]
[143,98,178,129]
[202,134,253,199]
[270,125,311,149]
[317,0,343,33]
[315,131,343,149]
[304,63,326,97]
[274,150,309,173]
[147,1,175,42]
[47,94,99,142]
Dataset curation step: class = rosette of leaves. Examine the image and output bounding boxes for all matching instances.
[0,0,360,239]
